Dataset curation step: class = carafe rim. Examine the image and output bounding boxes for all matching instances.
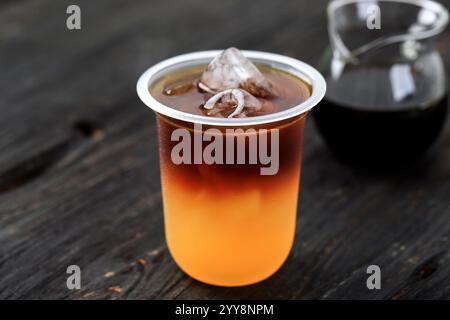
[327,0,449,62]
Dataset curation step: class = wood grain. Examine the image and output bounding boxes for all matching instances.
[0,0,449,299]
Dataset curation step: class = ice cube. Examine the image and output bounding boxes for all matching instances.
[203,88,262,118]
[199,47,276,98]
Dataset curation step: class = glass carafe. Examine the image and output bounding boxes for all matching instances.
[314,0,449,165]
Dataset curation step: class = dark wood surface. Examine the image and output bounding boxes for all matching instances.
[1,0,449,300]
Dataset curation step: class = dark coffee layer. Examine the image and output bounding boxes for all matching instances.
[156,114,306,190]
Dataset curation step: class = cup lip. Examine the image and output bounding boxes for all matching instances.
[136,50,326,126]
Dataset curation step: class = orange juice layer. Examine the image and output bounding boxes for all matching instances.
[161,167,300,286]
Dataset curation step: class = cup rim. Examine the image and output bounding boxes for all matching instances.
[136,50,326,126]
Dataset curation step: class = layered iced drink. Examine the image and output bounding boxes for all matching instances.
[137,49,326,286]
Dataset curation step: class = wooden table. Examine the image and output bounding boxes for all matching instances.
[1,0,449,300]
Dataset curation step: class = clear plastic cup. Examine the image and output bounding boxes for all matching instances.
[137,50,326,286]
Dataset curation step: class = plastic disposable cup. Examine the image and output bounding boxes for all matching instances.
[137,50,326,286]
